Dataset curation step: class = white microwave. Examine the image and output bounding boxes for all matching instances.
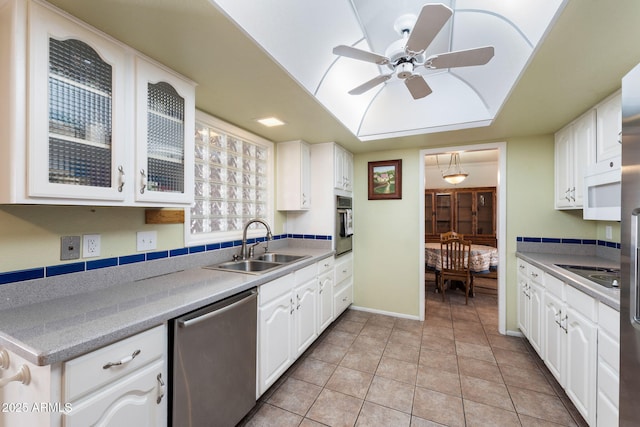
[583,160,621,221]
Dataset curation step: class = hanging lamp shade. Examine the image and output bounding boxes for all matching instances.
[442,153,468,184]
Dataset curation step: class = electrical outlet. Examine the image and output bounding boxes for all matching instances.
[60,236,81,260]
[83,234,101,258]
[605,225,613,240]
[137,231,157,252]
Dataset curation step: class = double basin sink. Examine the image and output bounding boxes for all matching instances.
[204,253,310,275]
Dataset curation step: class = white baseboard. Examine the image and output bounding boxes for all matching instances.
[348,305,421,321]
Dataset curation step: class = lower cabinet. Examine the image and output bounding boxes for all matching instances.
[517,259,544,357]
[0,324,167,427]
[596,302,620,427]
[334,253,354,317]
[518,256,615,427]
[257,256,336,396]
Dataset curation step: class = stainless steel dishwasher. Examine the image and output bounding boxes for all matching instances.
[171,288,257,427]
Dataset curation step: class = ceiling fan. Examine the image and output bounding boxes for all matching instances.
[333,3,495,100]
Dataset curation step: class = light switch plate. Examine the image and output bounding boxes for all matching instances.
[137,231,157,252]
[60,236,81,260]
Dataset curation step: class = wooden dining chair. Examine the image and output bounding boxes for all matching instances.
[440,231,463,242]
[439,236,473,304]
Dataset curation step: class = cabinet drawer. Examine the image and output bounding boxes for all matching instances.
[317,256,334,275]
[334,257,353,286]
[545,274,565,299]
[566,285,597,321]
[334,283,352,316]
[527,264,544,285]
[64,324,165,402]
[598,302,619,339]
[598,328,620,373]
[296,264,317,284]
[259,273,294,305]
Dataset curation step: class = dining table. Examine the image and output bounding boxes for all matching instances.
[425,242,498,273]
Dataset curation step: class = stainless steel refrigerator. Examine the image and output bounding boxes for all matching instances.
[620,63,640,426]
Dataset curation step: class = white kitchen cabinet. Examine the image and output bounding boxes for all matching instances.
[0,0,195,206]
[516,259,544,356]
[258,273,295,394]
[565,285,598,427]
[0,324,167,427]
[63,324,167,427]
[554,109,596,209]
[543,284,566,387]
[334,144,353,193]
[596,302,619,427]
[595,91,622,166]
[294,264,318,357]
[317,256,335,333]
[334,253,354,317]
[134,56,195,204]
[276,140,311,210]
[257,263,322,395]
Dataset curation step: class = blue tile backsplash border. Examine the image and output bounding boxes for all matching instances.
[0,234,331,286]
[516,236,621,249]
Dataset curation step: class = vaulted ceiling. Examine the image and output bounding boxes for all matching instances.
[47,0,640,153]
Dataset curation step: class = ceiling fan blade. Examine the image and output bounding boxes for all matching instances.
[333,45,390,65]
[348,74,392,95]
[425,46,495,69]
[404,75,432,100]
[405,4,453,56]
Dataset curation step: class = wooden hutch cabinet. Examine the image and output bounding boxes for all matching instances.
[425,187,497,247]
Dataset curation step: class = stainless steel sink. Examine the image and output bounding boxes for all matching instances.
[203,253,309,275]
[255,253,309,263]
[204,260,283,275]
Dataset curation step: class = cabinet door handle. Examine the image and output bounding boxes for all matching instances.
[156,373,165,404]
[139,169,147,194]
[117,165,125,192]
[102,349,141,369]
[0,365,30,388]
[0,349,9,370]
[290,298,294,315]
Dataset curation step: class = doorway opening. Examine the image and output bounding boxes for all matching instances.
[418,142,506,334]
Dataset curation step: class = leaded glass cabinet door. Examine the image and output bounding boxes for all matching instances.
[28,2,127,201]
[135,57,194,204]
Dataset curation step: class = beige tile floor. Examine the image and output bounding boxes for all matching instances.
[239,279,588,427]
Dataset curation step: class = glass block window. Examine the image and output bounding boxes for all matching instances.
[146,82,185,193]
[48,38,113,187]
[188,113,273,244]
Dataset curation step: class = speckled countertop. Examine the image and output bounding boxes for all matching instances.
[0,247,334,366]
[516,252,619,310]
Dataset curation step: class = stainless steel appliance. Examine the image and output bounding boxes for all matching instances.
[621,64,640,426]
[171,288,257,427]
[335,195,353,256]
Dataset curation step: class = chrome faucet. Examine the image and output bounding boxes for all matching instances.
[238,218,273,260]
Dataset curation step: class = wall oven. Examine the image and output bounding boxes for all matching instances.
[335,196,353,256]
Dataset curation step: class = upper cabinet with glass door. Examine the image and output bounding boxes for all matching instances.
[28,0,128,202]
[0,0,195,206]
[135,57,194,204]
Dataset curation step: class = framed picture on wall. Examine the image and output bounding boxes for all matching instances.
[368,159,402,200]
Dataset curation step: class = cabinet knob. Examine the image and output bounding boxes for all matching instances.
[0,349,8,370]
[0,365,30,388]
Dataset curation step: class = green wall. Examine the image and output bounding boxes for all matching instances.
[353,135,601,331]
[0,205,287,272]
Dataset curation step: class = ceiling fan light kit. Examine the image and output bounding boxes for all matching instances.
[333,3,495,100]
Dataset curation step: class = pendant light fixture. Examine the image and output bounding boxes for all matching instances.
[441,152,468,185]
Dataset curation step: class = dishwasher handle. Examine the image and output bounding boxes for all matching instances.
[178,289,257,328]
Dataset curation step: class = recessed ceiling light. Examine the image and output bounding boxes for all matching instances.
[256,117,285,127]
